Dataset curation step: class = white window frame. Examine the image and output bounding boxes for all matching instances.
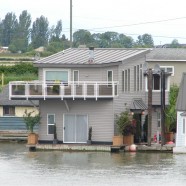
[122,68,131,92]
[157,111,161,128]
[47,114,55,135]
[160,66,174,76]
[107,70,113,87]
[73,70,79,83]
[145,76,170,92]
[134,64,142,92]
[183,117,186,135]
[44,68,70,83]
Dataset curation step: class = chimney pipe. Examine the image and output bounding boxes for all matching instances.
[88,47,94,63]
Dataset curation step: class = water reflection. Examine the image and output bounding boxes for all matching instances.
[0,142,186,186]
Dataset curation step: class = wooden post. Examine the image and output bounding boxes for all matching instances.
[161,70,166,145]
[147,69,153,146]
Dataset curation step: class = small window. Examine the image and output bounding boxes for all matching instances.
[157,112,161,128]
[183,118,185,134]
[153,75,161,90]
[3,106,15,116]
[73,70,79,82]
[47,114,55,135]
[107,70,113,87]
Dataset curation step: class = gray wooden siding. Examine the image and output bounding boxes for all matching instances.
[38,66,119,82]
[176,111,185,146]
[39,99,114,142]
[113,55,147,114]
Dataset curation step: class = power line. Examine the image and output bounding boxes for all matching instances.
[62,16,186,31]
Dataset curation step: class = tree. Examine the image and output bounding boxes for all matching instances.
[1,12,18,46]
[169,39,180,48]
[50,20,62,42]
[31,15,49,49]
[73,29,93,47]
[135,33,154,48]
[119,34,134,48]
[9,11,31,53]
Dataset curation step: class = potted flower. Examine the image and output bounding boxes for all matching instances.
[87,126,92,145]
[115,111,135,145]
[23,110,41,145]
[53,123,58,144]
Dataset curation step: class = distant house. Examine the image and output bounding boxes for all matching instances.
[173,73,186,153]
[0,85,39,133]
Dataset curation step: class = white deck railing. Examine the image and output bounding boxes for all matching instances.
[9,81,118,100]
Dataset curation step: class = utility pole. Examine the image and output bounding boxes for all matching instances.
[147,69,153,146]
[70,0,72,47]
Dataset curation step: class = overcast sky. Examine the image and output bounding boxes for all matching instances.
[1,0,186,45]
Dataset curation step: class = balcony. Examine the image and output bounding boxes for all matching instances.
[9,81,118,100]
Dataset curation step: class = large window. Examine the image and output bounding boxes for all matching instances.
[45,70,69,83]
[47,114,55,135]
[3,106,15,116]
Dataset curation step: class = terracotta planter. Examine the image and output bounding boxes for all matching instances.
[165,132,174,142]
[27,133,38,145]
[112,136,123,146]
[123,135,134,145]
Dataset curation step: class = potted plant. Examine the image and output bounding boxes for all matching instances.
[23,110,41,145]
[165,85,179,142]
[53,123,58,144]
[115,111,135,145]
[87,126,92,145]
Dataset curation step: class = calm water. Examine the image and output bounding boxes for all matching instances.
[0,143,186,186]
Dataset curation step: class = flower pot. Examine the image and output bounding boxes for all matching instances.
[112,136,123,146]
[123,135,134,145]
[165,132,174,142]
[27,133,38,145]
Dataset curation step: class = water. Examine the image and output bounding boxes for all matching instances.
[0,142,186,186]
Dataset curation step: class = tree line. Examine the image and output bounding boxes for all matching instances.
[0,10,182,56]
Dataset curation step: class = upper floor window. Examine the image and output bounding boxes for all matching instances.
[160,66,174,76]
[134,64,143,91]
[107,70,113,87]
[73,70,79,82]
[45,70,69,84]
[145,74,169,91]
[3,106,15,116]
[122,69,130,92]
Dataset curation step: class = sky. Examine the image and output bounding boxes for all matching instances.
[1,0,186,45]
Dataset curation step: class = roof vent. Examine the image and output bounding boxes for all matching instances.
[88,47,94,63]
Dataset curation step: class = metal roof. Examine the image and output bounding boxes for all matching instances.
[176,72,186,111]
[146,48,186,61]
[34,48,149,66]
[0,86,39,106]
[130,99,148,111]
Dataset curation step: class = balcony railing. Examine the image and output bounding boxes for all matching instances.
[9,81,118,100]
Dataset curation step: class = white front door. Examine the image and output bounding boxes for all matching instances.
[63,114,88,143]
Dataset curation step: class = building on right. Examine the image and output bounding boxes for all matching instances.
[173,72,186,153]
